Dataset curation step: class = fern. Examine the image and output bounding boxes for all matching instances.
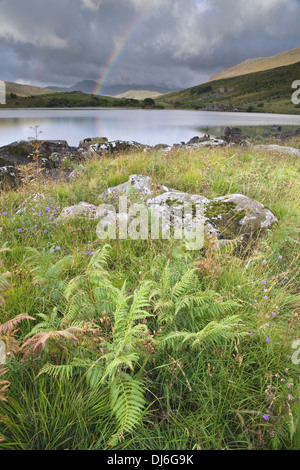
[26,247,72,300]
[64,245,116,321]
[161,315,247,349]
[109,372,146,444]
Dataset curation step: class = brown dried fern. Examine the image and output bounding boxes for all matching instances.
[21,327,84,356]
[0,314,35,334]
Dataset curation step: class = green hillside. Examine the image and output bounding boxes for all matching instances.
[208,46,300,82]
[157,61,300,114]
[0,91,159,109]
[4,81,56,98]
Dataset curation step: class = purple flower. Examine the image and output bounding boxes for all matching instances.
[263,260,267,265]
[272,312,276,317]
[250,332,254,336]
[266,338,271,343]
[261,280,266,285]
[3,212,7,216]
[44,230,47,234]
[264,296,268,300]
[35,225,38,228]
[46,207,50,212]
[56,246,60,250]
[278,255,283,260]
[17,229,22,233]
[263,414,269,421]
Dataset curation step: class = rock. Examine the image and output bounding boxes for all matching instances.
[187,135,211,145]
[102,175,172,202]
[0,140,79,167]
[0,166,21,190]
[204,194,278,239]
[89,140,151,155]
[224,127,243,142]
[78,137,109,150]
[239,140,251,147]
[154,144,169,150]
[270,125,282,132]
[16,193,54,215]
[254,145,300,157]
[56,175,278,243]
[147,191,277,239]
[55,202,98,221]
[183,138,226,148]
[205,103,231,111]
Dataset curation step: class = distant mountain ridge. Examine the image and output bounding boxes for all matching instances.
[208,46,300,81]
[46,80,177,96]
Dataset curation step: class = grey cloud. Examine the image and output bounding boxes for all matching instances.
[0,0,299,90]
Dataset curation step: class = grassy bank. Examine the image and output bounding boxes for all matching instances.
[0,140,299,450]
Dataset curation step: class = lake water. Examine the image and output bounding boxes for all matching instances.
[1,108,300,147]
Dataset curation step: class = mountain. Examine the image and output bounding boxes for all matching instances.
[208,46,300,82]
[157,60,300,114]
[4,81,56,97]
[46,80,177,96]
[46,80,97,94]
[114,90,162,100]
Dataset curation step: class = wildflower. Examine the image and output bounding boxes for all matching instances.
[275,373,280,378]
[263,414,269,421]
[17,229,22,233]
[287,383,293,390]
[266,338,271,343]
[56,246,60,250]
[44,230,47,234]
[261,280,266,285]
[241,236,244,241]
[263,260,267,265]
[35,225,38,228]
[278,255,283,260]
[264,296,268,300]
[3,212,7,216]
[250,332,254,336]
[287,394,294,402]
[272,312,276,317]
[46,207,50,212]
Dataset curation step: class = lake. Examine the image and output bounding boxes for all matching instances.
[1,108,300,147]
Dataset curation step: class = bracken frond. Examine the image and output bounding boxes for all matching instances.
[109,372,146,444]
[0,314,35,334]
[21,327,83,356]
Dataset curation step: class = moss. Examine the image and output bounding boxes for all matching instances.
[205,200,247,239]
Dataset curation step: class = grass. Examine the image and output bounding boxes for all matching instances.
[0,138,299,450]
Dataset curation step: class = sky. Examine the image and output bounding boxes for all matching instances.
[0,0,300,91]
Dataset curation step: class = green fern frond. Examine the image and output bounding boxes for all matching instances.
[161,315,246,349]
[109,372,146,443]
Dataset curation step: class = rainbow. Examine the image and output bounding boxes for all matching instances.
[93,11,149,96]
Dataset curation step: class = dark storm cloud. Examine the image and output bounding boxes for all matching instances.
[0,0,299,89]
